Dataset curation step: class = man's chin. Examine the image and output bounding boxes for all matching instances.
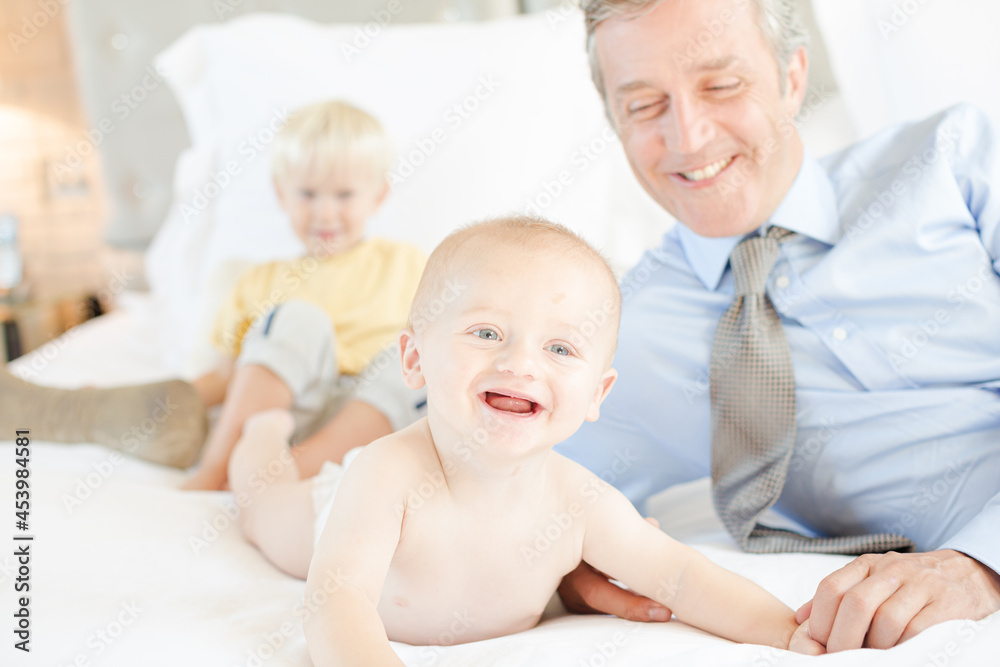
[653,192,760,239]
[679,216,759,239]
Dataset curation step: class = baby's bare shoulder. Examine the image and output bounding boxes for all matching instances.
[547,453,616,505]
[549,452,611,488]
[352,419,442,485]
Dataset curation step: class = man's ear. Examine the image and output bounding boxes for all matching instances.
[399,328,425,390]
[585,368,618,422]
[784,45,809,113]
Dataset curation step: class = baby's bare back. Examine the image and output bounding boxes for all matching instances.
[370,431,594,645]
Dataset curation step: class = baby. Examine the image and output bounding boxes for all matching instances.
[228,217,820,665]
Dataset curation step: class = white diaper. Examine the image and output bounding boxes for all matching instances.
[311,446,364,547]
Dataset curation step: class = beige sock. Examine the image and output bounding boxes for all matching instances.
[0,367,207,468]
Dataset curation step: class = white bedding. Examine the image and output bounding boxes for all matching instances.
[4,301,999,666]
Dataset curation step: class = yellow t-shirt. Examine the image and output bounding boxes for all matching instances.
[211,238,426,375]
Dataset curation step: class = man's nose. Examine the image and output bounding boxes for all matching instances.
[662,95,714,155]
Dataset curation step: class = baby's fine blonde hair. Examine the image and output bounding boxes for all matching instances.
[409,216,622,356]
[271,100,394,185]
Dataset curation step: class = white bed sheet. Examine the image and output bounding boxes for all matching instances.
[3,300,998,666]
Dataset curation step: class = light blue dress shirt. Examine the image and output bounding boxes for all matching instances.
[557,104,1000,574]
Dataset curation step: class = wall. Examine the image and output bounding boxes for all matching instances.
[64,0,521,249]
[0,0,108,302]
[1,0,521,304]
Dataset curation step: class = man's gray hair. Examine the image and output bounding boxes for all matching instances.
[583,0,809,103]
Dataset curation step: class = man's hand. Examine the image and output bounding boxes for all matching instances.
[558,561,672,622]
[797,549,1000,652]
[558,516,671,623]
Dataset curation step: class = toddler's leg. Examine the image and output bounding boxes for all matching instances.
[291,400,392,476]
[183,300,338,490]
[0,366,207,468]
[182,365,292,490]
[229,409,316,579]
[292,343,426,476]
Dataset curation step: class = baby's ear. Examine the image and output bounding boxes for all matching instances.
[585,368,618,422]
[399,328,425,390]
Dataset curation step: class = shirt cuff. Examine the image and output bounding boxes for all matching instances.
[940,490,1000,576]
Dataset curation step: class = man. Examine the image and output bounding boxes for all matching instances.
[556,0,1000,653]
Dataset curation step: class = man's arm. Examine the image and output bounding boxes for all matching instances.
[303,441,408,667]
[802,104,1000,652]
[579,476,808,650]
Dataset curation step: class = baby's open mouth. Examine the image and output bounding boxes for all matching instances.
[484,392,538,415]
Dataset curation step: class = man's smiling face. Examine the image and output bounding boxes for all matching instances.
[595,0,808,238]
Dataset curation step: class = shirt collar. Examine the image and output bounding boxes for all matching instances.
[676,151,841,291]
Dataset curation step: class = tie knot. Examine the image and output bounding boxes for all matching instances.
[729,226,795,296]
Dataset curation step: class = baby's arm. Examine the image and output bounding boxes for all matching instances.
[580,476,799,649]
[303,440,410,667]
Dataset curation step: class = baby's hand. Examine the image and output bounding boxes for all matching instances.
[788,619,826,655]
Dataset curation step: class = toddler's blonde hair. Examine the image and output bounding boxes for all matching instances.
[271,100,394,185]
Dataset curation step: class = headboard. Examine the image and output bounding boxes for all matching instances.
[63,0,520,249]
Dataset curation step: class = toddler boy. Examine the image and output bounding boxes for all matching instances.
[0,100,427,492]
[228,217,821,665]
[181,99,426,489]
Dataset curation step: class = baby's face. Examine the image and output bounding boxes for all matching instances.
[408,243,619,459]
[274,165,387,257]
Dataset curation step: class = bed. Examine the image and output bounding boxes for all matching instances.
[6,3,1000,665]
[5,305,999,666]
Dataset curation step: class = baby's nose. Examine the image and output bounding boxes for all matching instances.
[495,342,537,379]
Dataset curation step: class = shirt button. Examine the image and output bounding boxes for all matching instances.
[775,275,790,289]
[833,327,848,341]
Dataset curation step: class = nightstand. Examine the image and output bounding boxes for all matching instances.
[0,293,102,361]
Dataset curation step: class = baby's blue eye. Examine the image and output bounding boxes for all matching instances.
[547,344,571,356]
[300,190,315,199]
[474,329,499,340]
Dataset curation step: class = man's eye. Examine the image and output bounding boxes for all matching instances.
[628,100,662,116]
[546,344,571,356]
[707,82,740,93]
[625,99,666,119]
[473,329,499,340]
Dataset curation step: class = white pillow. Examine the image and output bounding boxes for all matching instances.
[811,0,1000,139]
[149,11,670,370]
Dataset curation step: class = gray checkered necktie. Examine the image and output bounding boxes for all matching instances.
[709,226,915,555]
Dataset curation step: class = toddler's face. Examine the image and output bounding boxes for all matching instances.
[275,166,387,257]
[406,243,619,460]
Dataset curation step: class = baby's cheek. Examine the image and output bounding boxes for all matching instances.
[577,390,601,422]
